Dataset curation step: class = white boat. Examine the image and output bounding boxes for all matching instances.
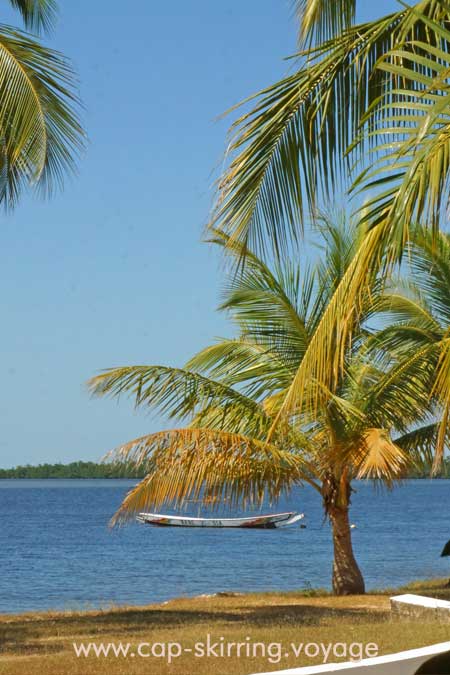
[136,511,304,529]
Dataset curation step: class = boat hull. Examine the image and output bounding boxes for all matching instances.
[136,512,303,529]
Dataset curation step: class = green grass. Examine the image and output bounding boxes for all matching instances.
[0,579,449,675]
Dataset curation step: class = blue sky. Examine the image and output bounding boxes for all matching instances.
[0,0,400,466]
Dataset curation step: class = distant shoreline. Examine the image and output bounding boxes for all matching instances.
[0,461,147,480]
[0,458,448,480]
[0,476,137,480]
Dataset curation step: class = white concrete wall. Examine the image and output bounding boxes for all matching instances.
[390,594,450,623]
[249,641,450,674]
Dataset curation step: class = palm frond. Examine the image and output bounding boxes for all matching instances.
[353,5,450,249]
[367,341,439,432]
[206,228,313,378]
[9,0,57,34]
[406,227,450,326]
[88,365,270,436]
[210,4,445,258]
[367,323,440,368]
[220,273,310,371]
[293,0,356,45]
[376,289,439,333]
[394,422,441,471]
[432,336,450,471]
[0,25,84,205]
[186,339,293,399]
[354,428,408,484]
[212,227,313,330]
[266,223,384,432]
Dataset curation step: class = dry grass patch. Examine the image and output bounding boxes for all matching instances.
[0,581,449,675]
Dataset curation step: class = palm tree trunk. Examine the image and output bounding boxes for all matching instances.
[329,505,365,595]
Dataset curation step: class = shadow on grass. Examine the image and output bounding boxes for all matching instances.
[4,580,449,658]
[243,604,391,627]
[0,603,392,657]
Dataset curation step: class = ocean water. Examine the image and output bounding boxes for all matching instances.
[0,479,449,613]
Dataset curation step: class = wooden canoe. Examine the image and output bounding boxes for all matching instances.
[136,512,304,528]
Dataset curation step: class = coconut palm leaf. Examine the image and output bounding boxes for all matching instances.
[294,0,356,45]
[265,223,383,433]
[9,0,57,34]
[353,5,450,250]
[369,227,450,471]
[406,228,450,326]
[353,428,408,484]
[368,326,441,377]
[211,2,450,258]
[88,365,271,435]
[432,337,450,470]
[394,423,442,470]
[368,346,439,432]
[186,339,293,399]
[219,268,311,372]
[0,25,83,205]
[211,14,395,255]
[210,228,313,342]
[260,221,446,435]
[376,290,440,334]
[189,403,267,438]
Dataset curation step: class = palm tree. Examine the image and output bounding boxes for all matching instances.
[0,0,83,207]
[210,0,450,456]
[88,218,437,595]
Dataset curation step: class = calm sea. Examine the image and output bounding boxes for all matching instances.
[0,479,449,613]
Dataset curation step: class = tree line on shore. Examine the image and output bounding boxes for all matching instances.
[0,462,148,479]
[1,457,448,480]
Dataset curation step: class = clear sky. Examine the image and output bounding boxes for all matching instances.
[0,0,400,466]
